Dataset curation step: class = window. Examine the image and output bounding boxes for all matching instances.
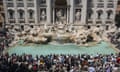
[108,0,113,2]
[88,9,93,19]
[27,3,34,7]
[40,0,46,4]
[97,10,103,19]
[98,13,101,19]
[7,3,13,7]
[107,12,111,19]
[107,3,114,8]
[19,12,23,19]
[88,0,94,7]
[9,12,14,19]
[28,10,34,19]
[21,25,24,30]
[97,3,104,8]
[88,13,92,19]
[98,0,104,2]
[7,0,13,1]
[107,10,113,19]
[17,3,24,7]
[27,0,33,1]
[89,0,93,2]
[17,0,23,1]
[75,0,81,5]
[16,0,24,7]
[29,12,33,19]
[18,10,24,19]
[8,10,14,19]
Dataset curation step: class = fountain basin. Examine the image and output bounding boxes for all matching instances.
[6,41,118,57]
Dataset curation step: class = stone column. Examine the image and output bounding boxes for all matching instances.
[1,15,4,28]
[53,8,55,24]
[93,0,97,25]
[14,0,18,23]
[3,0,8,24]
[70,0,74,24]
[103,0,107,26]
[47,0,51,24]
[81,0,87,25]
[67,8,69,24]
[24,0,28,24]
[34,0,38,25]
[113,0,118,25]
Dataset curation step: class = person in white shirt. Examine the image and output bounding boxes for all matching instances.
[88,66,95,72]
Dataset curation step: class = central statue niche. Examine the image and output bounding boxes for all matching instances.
[55,0,67,5]
[54,0,67,24]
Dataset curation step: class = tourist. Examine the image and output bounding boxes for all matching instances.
[88,65,95,72]
[0,52,120,72]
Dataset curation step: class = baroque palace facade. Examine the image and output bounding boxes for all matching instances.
[3,0,118,31]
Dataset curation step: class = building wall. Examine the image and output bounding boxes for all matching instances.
[0,0,4,28]
[3,0,118,30]
[115,0,120,28]
[116,0,120,14]
[3,0,37,25]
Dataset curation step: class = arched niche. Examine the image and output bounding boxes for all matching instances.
[87,9,93,19]
[8,9,15,19]
[53,0,70,6]
[28,9,34,19]
[97,10,103,19]
[55,0,67,6]
[17,9,24,19]
[106,10,113,19]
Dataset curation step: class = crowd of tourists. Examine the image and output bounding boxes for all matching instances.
[0,52,120,72]
[108,31,120,50]
[0,28,13,52]
[0,29,6,52]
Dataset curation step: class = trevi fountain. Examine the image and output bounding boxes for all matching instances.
[5,21,119,56]
[7,21,117,46]
[4,4,120,55]
[6,8,119,46]
[4,12,120,56]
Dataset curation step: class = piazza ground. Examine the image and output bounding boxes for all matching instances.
[6,41,118,57]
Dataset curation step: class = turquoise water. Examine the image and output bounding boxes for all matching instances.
[7,41,117,57]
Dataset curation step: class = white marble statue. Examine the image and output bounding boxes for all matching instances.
[56,9,62,19]
[56,9,66,22]
[41,10,46,21]
[75,10,81,21]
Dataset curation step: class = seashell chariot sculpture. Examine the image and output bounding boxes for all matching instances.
[8,19,117,46]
